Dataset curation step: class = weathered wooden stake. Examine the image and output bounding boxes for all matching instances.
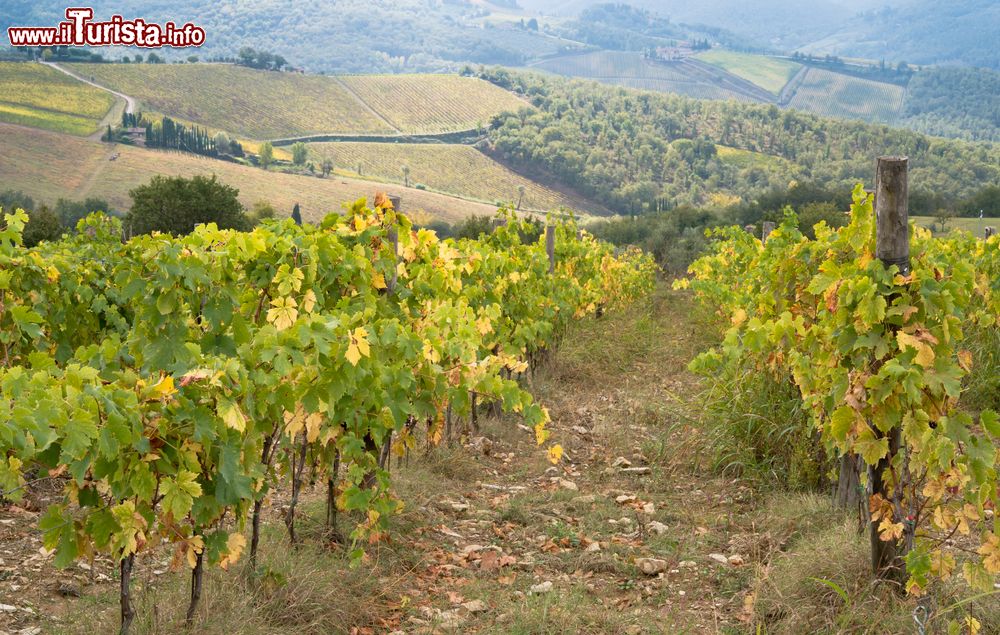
[491,217,507,232]
[387,225,399,294]
[761,221,776,242]
[986,226,995,239]
[120,554,135,635]
[546,225,555,273]
[870,155,909,585]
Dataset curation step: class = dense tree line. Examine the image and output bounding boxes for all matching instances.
[236,47,288,71]
[478,68,1000,216]
[899,67,1000,142]
[789,52,913,86]
[144,116,220,157]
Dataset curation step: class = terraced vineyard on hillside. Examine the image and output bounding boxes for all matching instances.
[69,64,529,140]
[306,142,599,212]
[337,74,528,134]
[69,63,395,139]
[0,123,502,223]
[786,67,905,124]
[532,51,752,102]
[0,62,114,136]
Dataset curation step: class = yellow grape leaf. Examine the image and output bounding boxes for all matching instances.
[219,533,246,570]
[534,421,549,446]
[305,412,323,443]
[547,444,563,464]
[346,327,371,366]
[149,375,176,401]
[958,349,973,372]
[422,341,440,363]
[896,331,935,368]
[978,532,1000,574]
[878,518,904,541]
[922,478,946,501]
[372,272,387,290]
[302,289,317,313]
[731,308,747,326]
[476,316,492,335]
[345,342,362,366]
[354,327,370,356]
[219,398,247,432]
[46,266,60,282]
[267,296,298,331]
[966,617,982,635]
[283,408,304,437]
[186,535,204,569]
[353,215,369,232]
[930,549,956,578]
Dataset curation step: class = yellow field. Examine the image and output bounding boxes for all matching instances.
[786,68,904,124]
[337,75,528,134]
[0,124,505,224]
[0,62,114,136]
[69,63,396,140]
[67,65,528,139]
[695,50,801,96]
[306,142,599,213]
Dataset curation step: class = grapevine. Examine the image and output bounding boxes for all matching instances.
[679,184,1000,594]
[0,199,655,631]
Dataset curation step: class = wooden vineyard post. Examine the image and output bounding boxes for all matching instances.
[870,156,909,585]
[492,217,507,232]
[986,226,995,239]
[546,225,556,274]
[761,221,776,242]
[387,225,399,294]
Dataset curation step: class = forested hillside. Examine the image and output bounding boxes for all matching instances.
[899,67,1000,142]
[480,69,1000,215]
[801,0,1000,69]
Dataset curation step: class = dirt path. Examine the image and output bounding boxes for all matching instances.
[43,62,136,140]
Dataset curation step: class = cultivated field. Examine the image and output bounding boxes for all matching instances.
[68,64,529,140]
[695,50,801,95]
[785,67,905,124]
[337,75,528,134]
[715,145,797,172]
[306,142,600,213]
[68,63,395,140]
[0,124,504,224]
[912,215,1000,236]
[0,61,114,136]
[532,51,753,102]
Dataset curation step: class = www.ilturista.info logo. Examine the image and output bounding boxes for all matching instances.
[7,8,205,48]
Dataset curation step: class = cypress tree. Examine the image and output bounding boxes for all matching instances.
[291,203,302,226]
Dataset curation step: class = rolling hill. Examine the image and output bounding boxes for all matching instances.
[0,123,508,224]
[531,51,757,102]
[70,64,528,140]
[305,142,601,213]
